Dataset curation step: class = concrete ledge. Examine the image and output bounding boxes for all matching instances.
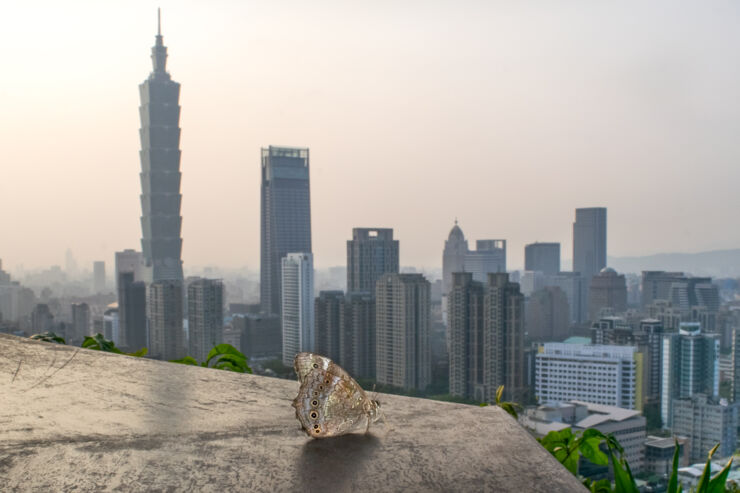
[0,334,584,491]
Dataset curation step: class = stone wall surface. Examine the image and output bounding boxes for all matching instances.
[0,334,584,492]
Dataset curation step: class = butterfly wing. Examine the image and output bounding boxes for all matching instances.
[293,352,352,383]
[292,366,374,438]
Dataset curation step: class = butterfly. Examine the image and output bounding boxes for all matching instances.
[292,352,382,438]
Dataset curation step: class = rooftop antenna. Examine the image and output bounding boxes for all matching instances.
[158,7,161,36]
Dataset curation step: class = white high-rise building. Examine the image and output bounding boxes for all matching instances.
[535,343,641,410]
[281,253,315,366]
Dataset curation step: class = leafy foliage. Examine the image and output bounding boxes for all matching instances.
[540,428,734,493]
[30,332,66,344]
[81,333,147,357]
[171,343,252,374]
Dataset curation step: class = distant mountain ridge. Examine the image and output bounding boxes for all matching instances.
[607,249,740,278]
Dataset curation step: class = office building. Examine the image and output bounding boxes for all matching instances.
[641,271,688,308]
[187,278,224,363]
[340,291,376,379]
[70,303,90,345]
[525,286,570,342]
[671,395,738,463]
[93,261,106,293]
[588,267,627,321]
[519,270,546,297]
[644,436,688,477]
[660,323,720,428]
[346,228,399,294]
[234,314,281,360]
[281,253,314,366]
[442,220,469,301]
[535,343,642,410]
[543,271,585,325]
[573,208,607,322]
[115,250,144,288]
[464,240,506,283]
[148,280,184,361]
[260,146,312,316]
[376,273,431,391]
[634,319,664,404]
[591,316,634,345]
[732,326,740,403]
[315,290,343,362]
[448,272,525,402]
[138,13,184,283]
[118,272,147,350]
[31,304,54,334]
[524,242,560,276]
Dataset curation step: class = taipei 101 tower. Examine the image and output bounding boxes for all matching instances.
[138,10,184,282]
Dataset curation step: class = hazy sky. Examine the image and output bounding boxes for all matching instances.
[1,0,739,273]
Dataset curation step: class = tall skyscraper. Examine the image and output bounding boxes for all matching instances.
[93,261,106,294]
[660,323,719,428]
[187,278,224,363]
[281,253,314,366]
[115,250,143,348]
[346,228,399,294]
[442,221,469,300]
[524,242,560,275]
[139,12,184,283]
[118,272,147,350]
[314,290,343,362]
[148,280,184,361]
[486,273,526,402]
[448,272,484,399]
[260,146,312,316]
[340,291,376,379]
[573,207,607,322]
[448,272,526,402]
[376,273,431,391]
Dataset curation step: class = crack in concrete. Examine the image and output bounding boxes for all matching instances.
[23,349,79,392]
[10,360,21,383]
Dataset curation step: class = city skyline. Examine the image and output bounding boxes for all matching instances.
[2,2,740,272]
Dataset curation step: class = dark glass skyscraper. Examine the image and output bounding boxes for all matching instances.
[260,146,312,316]
[139,12,184,283]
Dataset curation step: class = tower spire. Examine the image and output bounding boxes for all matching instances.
[151,8,168,76]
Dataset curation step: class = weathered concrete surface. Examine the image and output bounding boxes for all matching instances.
[0,334,584,492]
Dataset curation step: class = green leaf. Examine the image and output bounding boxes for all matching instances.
[667,439,682,493]
[696,443,720,492]
[170,356,199,366]
[495,385,504,404]
[587,478,613,493]
[204,344,245,366]
[30,332,66,344]
[707,456,733,493]
[498,402,518,419]
[610,449,639,493]
[580,437,609,466]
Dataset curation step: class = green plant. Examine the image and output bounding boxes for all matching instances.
[538,428,610,477]
[171,343,252,373]
[81,333,147,357]
[30,332,66,344]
